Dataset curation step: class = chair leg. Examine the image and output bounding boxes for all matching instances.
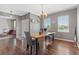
[52,34,54,43]
[30,46,32,55]
[26,44,29,50]
[36,38,38,55]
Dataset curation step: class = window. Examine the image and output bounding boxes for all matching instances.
[58,15,69,32]
[0,19,9,33]
[44,17,51,30]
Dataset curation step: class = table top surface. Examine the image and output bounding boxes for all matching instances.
[31,32,55,38]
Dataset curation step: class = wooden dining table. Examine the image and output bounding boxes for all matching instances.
[31,32,55,55]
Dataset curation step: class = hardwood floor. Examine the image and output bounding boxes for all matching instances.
[46,40,79,55]
[0,38,79,55]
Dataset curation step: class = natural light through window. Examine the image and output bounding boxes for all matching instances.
[44,17,51,30]
[58,15,69,32]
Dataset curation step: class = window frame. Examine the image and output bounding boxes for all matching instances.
[44,17,51,31]
[57,15,69,33]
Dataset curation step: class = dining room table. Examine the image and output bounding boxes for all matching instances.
[31,32,55,55]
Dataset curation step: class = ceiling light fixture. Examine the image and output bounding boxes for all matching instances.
[39,4,47,19]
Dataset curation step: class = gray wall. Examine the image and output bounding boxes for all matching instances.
[48,8,77,40]
[30,14,40,33]
[21,13,40,37]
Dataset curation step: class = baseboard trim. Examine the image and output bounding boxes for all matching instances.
[55,38,75,43]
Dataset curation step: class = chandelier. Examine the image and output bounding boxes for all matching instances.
[38,4,47,19]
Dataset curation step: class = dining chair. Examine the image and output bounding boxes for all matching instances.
[44,33,50,46]
[24,31,39,55]
[45,33,54,45]
[24,32,34,54]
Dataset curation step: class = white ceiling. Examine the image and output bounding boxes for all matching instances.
[0,4,77,16]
